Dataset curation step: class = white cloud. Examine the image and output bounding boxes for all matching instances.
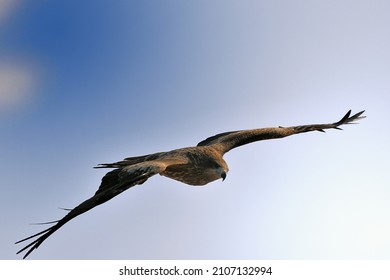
[0,0,21,23]
[0,64,37,111]
[0,1,40,114]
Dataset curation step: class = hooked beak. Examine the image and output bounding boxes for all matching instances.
[221,171,227,181]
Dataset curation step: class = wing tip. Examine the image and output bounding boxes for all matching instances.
[335,109,366,127]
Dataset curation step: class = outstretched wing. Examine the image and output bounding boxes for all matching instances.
[15,161,167,259]
[198,110,365,154]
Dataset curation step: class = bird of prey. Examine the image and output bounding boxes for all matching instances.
[16,110,365,258]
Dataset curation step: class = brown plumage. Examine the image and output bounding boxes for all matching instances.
[16,110,365,258]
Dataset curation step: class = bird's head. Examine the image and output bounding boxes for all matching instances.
[208,158,229,182]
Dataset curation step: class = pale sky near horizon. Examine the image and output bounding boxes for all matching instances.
[1,0,389,259]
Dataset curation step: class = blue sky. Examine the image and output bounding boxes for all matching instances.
[1,0,389,259]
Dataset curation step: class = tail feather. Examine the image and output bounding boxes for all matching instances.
[94,152,165,169]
